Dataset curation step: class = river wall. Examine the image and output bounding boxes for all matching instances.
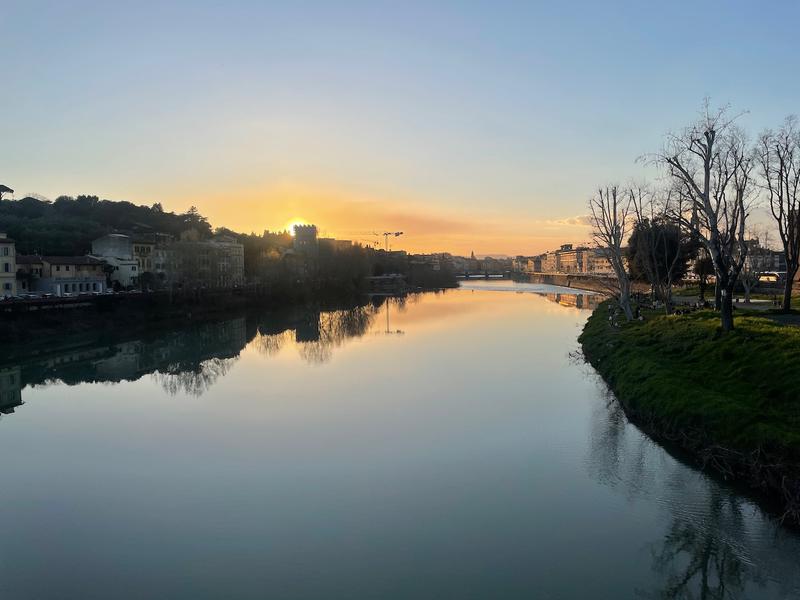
[517,273,649,294]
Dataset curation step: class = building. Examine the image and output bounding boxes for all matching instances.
[318,238,353,253]
[133,239,156,273]
[293,224,318,256]
[162,235,245,289]
[92,234,133,259]
[587,248,614,275]
[90,234,138,288]
[526,255,544,273]
[541,252,558,273]
[744,240,786,275]
[99,256,139,288]
[16,255,44,293]
[534,244,599,275]
[17,256,107,296]
[209,236,245,287]
[0,233,17,297]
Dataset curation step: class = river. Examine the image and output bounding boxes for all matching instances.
[0,280,798,599]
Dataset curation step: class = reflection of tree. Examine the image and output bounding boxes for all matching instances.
[588,392,627,487]
[588,390,800,599]
[10,302,378,402]
[645,488,755,599]
[252,330,292,357]
[154,357,234,397]
[250,304,377,365]
[296,306,376,365]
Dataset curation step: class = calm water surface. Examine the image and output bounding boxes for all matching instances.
[0,281,798,599]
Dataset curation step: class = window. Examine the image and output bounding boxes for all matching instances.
[56,266,61,272]
[3,283,10,290]
[66,265,70,271]
[2,247,7,256]
[3,263,8,273]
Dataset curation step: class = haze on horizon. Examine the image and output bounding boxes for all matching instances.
[2,0,798,255]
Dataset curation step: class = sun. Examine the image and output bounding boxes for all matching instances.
[285,218,309,235]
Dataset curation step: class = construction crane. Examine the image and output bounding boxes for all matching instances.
[381,231,404,251]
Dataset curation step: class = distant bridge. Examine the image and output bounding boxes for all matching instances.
[455,272,511,280]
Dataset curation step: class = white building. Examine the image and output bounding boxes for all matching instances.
[91,234,138,288]
[100,256,139,288]
[92,234,133,259]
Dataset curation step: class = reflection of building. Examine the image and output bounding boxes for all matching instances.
[0,233,17,297]
[295,312,321,342]
[0,367,22,413]
[544,292,601,310]
[0,303,376,418]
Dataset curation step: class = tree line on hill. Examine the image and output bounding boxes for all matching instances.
[0,194,456,292]
[0,194,213,256]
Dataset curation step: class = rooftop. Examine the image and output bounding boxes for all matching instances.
[41,256,105,266]
[16,255,43,265]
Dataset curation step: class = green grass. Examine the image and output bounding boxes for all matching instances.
[579,302,800,458]
[673,284,800,304]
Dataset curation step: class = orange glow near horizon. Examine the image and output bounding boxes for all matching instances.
[167,182,592,256]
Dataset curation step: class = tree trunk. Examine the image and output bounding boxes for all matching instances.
[664,285,672,315]
[618,293,634,321]
[714,283,722,311]
[720,289,734,332]
[618,276,634,321]
[699,276,707,301]
[784,270,796,312]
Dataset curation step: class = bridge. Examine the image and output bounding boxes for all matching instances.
[455,272,512,280]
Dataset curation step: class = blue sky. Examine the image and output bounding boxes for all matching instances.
[1,0,798,253]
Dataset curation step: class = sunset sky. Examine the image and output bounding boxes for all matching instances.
[2,1,799,255]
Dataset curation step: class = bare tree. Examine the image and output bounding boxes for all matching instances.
[589,185,634,320]
[757,116,800,311]
[657,103,754,332]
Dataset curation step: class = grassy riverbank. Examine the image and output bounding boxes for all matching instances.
[579,302,800,522]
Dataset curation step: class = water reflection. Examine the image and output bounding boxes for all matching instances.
[459,280,603,310]
[588,381,800,599]
[0,301,388,407]
[645,488,760,600]
[0,283,798,599]
[542,291,602,310]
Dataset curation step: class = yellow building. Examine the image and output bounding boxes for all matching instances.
[133,240,156,273]
[0,233,17,297]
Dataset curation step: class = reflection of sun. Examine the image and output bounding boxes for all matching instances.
[286,218,308,235]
